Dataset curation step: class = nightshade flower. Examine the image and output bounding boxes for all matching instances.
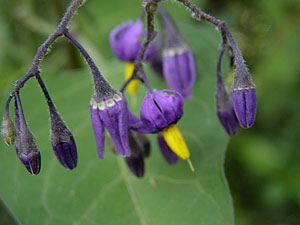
[131,89,194,171]
[159,6,196,99]
[157,133,178,165]
[90,92,131,158]
[50,112,77,169]
[109,18,160,95]
[15,95,41,175]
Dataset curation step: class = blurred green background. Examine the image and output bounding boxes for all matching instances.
[0,0,300,224]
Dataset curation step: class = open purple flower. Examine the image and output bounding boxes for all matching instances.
[90,92,131,158]
[159,6,196,99]
[109,19,159,62]
[131,89,184,133]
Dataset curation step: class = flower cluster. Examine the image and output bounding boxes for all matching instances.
[1,2,257,177]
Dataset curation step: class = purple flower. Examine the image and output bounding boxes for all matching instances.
[231,88,257,128]
[90,92,131,158]
[157,133,178,165]
[109,19,159,62]
[159,5,196,99]
[131,89,184,133]
[163,49,196,99]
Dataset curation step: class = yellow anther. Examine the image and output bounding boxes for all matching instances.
[125,62,139,95]
[162,124,194,171]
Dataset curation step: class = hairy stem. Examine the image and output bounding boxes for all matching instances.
[11,0,84,97]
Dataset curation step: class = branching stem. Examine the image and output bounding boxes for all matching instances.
[10,0,84,97]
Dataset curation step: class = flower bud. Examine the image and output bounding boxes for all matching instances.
[125,153,144,178]
[109,19,159,62]
[231,88,257,128]
[1,112,15,146]
[157,133,178,165]
[216,76,239,136]
[50,112,77,170]
[159,6,196,99]
[15,94,41,175]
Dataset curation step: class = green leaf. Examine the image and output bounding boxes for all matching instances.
[0,22,233,225]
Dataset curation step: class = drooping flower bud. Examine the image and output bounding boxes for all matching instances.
[125,153,144,178]
[231,88,257,128]
[1,101,15,146]
[231,64,257,128]
[159,6,196,99]
[90,91,132,158]
[109,19,159,62]
[157,133,178,165]
[222,26,257,128]
[216,48,239,136]
[125,131,151,178]
[15,94,41,175]
[50,111,77,170]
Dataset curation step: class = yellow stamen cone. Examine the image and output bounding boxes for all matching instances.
[162,124,194,171]
[125,62,139,95]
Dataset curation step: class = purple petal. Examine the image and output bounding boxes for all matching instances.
[90,102,105,158]
[157,134,178,165]
[125,154,144,178]
[231,89,257,128]
[217,108,239,136]
[163,50,196,99]
[140,92,168,131]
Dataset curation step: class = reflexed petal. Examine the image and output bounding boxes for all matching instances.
[90,102,105,158]
[157,134,178,165]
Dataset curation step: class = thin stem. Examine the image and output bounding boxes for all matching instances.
[217,47,226,86]
[15,93,27,130]
[4,96,13,118]
[35,73,57,114]
[177,0,223,26]
[11,0,84,97]
[64,31,114,99]
[123,1,159,92]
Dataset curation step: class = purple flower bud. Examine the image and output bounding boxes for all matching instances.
[134,89,184,133]
[90,92,131,158]
[216,71,239,136]
[157,133,178,165]
[125,153,144,178]
[16,147,41,175]
[231,88,257,128]
[159,6,196,99]
[15,94,41,175]
[109,19,159,62]
[50,112,78,169]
